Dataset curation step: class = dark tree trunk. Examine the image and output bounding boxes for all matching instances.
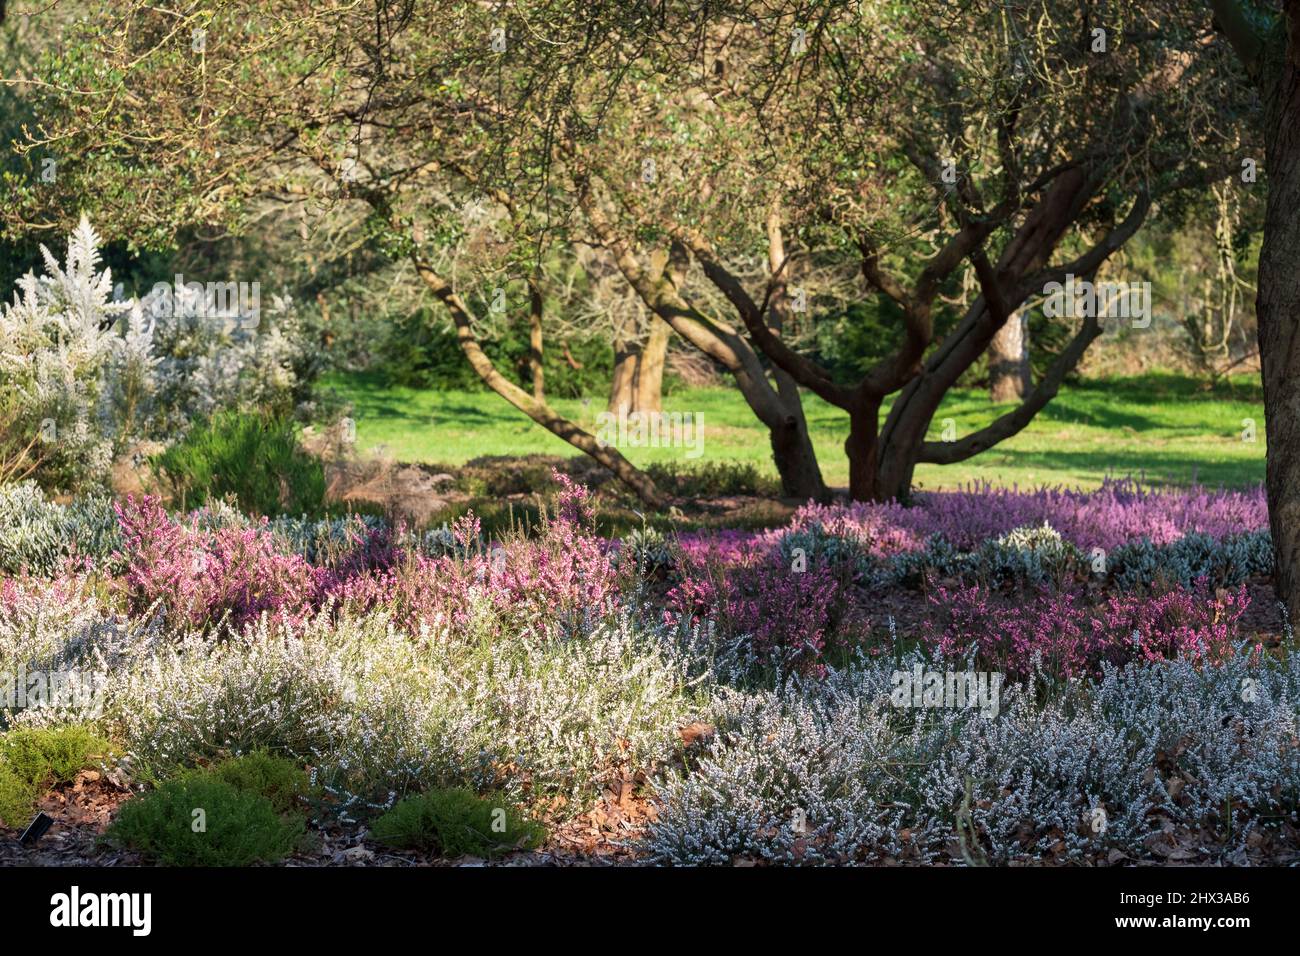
[875,167,1097,499]
[763,214,830,503]
[528,276,545,402]
[770,399,827,501]
[846,396,884,501]
[1257,11,1300,632]
[608,339,638,413]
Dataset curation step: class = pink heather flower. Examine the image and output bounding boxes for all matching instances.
[114,496,320,631]
[335,476,622,635]
[664,532,864,670]
[788,478,1267,554]
[919,582,1250,678]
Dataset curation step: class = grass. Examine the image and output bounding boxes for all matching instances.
[320,370,1265,492]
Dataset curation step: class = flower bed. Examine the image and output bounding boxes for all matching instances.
[0,475,1293,866]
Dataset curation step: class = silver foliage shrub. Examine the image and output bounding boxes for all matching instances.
[644,650,1300,865]
[0,216,313,489]
[18,604,698,813]
[884,524,1083,590]
[1107,531,1273,590]
[0,481,121,575]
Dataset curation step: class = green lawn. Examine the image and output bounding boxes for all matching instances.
[320,370,1266,491]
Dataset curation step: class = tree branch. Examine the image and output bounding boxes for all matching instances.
[668,219,853,408]
[1208,0,1267,73]
[918,311,1103,465]
[411,253,664,506]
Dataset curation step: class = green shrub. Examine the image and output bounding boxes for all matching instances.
[152,411,326,517]
[106,777,305,866]
[0,725,114,828]
[374,310,616,398]
[370,788,546,859]
[645,460,779,498]
[202,751,313,816]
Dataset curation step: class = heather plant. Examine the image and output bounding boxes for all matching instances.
[644,650,1300,866]
[789,479,1269,555]
[93,603,696,813]
[321,609,699,809]
[454,612,697,801]
[331,552,480,638]
[370,788,545,858]
[643,667,936,865]
[884,524,1085,592]
[664,548,862,672]
[920,583,1251,679]
[266,513,390,566]
[104,615,351,781]
[669,529,771,569]
[774,523,876,580]
[105,775,306,866]
[333,476,623,640]
[0,482,115,576]
[114,496,321,631]
[0,575,98,665]
[1107,531,1273,591]
[489,482,626,631]
[619,525,676,579]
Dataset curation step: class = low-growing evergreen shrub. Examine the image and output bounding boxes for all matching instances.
[0,482,121,575]
[152,411,325,517]
[1107,531,1273,590]
[884,525,1084,591]
[0,725,113,828]
[644,460,778,498]
[370,788,545,858]
[106,776,305,866]
[203,751,313,816]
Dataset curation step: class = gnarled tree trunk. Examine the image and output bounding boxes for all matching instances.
[527,275,545,402]
[1205,0,1300,632]
[412,255,666,507]
[579,187,829,502]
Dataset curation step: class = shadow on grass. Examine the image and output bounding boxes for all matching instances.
[1071,372,1264,405]
[945,446,1263,489]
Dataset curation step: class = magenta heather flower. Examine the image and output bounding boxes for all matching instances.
[920,582,1250,678]
[664,532,863,669]
[334,478,623,636]
[114,496,321,631]
[789,479,1267,554]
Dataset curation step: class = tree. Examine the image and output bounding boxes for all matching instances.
[1204,0,1300,629]
[547,1,1247,500]
[988,313,1031,402]
[5,1,1254,505]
